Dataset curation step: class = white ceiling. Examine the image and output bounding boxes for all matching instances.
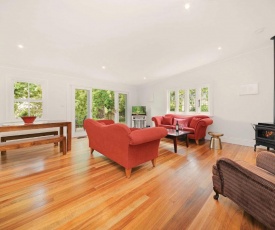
[1,0,275,85]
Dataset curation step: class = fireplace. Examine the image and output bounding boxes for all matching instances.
[254,123,275,151]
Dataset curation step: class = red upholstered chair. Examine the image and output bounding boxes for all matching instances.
[84,119,167,178]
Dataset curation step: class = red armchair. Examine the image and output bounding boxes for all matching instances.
[84,119,167,178]
[152,114,213,144]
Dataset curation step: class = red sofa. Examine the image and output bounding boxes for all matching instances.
[84,119,167,178]
[152,114,213,144]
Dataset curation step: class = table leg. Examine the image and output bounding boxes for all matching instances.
[186,135,189,148]
[1,137,6,155]
[173,136,177,153]
[59,127,64,152]
[67,122,72,151]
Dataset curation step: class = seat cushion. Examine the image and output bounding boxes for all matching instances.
[159,124,174,129]
[173,118,188,127]
[162,116,173,125]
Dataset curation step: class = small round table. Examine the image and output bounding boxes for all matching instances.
[208,132,224,150]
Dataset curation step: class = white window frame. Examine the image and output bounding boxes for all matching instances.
[167,84,212,115]
[167,90,177,112]
[6,77,47,122]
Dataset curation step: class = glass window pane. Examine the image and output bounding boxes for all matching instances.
[179,90,185,112]
[14,101,29,117]
[75,89,88,131]
[92,89,115,120]
[30,102,43,117]
[201,87,209,112]
[14,82,28,99]
[119,93,127,124]
[189,89,196,112]
[29,83,42,99]
[14,81,43,119]
[169,91,176,112]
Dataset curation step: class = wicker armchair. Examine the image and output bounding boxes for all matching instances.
[212,151,275,229]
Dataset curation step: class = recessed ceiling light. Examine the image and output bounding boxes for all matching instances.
[218,46,222,50]
[144,77,147,80]
[17,44,24,49]
[184,3,190,10]
[102,66,106,69]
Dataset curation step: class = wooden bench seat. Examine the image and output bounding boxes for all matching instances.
[1,131,59,154]
[0,135,67,155]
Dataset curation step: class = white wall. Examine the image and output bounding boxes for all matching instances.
[1,45,273,146]
[0,66,138,134]
[137,46,274,147]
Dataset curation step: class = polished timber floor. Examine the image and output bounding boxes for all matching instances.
[0,137,268,230]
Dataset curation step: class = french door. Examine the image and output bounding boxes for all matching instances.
[73,87,128,136]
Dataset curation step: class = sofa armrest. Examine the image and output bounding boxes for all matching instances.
[199,118,213,127]
[192,118,213,139]
[151,116,163,127]
[96,119,115,125]
[129,127,167,145]
[217,158,275,192]
[212,164,222,194]
[256,151,275,175]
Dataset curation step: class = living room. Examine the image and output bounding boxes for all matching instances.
[1,1,275,229]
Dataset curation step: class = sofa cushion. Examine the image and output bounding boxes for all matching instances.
[159,124,174,129]
[162,116,173,125]
[189,117,202,128]
[173,118,188,127]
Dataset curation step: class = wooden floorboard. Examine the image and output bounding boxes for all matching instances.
[0,137,269,229]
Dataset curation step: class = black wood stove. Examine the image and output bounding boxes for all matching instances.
[254,123,275,151]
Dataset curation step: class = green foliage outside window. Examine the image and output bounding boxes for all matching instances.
[201,87,209,112]
[189,89,196,112]
[179,90,185,112]
[14,82,43,118]
[119,94,126,123]
[170,91,176,111]
[92,89,115,120]
[75,89,88,128]
[75,89,127,129]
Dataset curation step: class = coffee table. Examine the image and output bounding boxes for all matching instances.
[166,129,192,153]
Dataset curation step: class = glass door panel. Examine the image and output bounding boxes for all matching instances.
[118,93,127,124]
[92,89,115,120]
[75,89,88,132]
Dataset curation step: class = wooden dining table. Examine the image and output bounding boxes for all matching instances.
[0,120,72,151]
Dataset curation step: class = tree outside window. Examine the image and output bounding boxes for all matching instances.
[179,90,185,112]
[92,89,115,120]
[189,89,196,112]
[119,93,127,123]
[14,82,43,118]
[201,87,209,112]
[75,89,88,130]
[169,91,176,112]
